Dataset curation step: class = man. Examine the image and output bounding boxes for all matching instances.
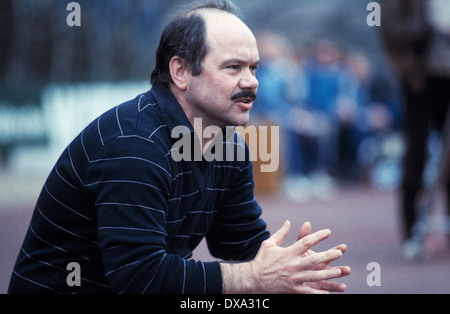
[9,0,350,294]
[381,0,450,259]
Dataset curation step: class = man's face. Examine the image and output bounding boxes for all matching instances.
[184,11,260,128]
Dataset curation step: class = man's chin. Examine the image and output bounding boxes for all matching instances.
[234,114,250,127]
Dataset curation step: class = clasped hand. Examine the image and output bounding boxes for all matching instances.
[249,220,351,294]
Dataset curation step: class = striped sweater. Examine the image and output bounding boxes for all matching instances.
[8,81,270,294]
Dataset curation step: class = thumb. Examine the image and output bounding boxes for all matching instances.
[269,220,291,247]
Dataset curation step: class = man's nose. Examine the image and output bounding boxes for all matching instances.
[239,69,259,91]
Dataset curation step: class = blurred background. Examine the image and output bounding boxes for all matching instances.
[0,0,449,294]
[0,0,409,188]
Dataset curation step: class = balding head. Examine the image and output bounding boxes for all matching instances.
[150,0,244,87]
[199,9,257,56]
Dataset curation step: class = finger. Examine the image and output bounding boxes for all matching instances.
[297,221,312,241]
[334,244,347,254]
[268,220,291,247]
[313,265,351,281]
[336,265,351,277]
[296,285,331,294]
[312,245,348,269]
[299,249,342,269]
[305,280,347,293]
[298,268,342,283]
[292,229,331,254]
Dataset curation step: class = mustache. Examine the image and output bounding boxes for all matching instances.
[231,90,257,102]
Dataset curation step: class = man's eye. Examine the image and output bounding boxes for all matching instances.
[228,65,240,70]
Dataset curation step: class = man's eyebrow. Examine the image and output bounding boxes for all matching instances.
[221,58,260,66]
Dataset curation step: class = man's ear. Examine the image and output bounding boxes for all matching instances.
[169,56,188,91]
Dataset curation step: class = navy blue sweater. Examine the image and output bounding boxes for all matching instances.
[8,81,270,294]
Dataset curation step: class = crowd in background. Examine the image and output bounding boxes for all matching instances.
[252,32,403,201]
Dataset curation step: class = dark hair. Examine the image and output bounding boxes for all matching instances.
[150,0,242,87]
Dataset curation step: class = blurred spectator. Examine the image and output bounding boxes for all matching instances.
[285,40,345,200]
[356,68,404,191]
[381,0,450,259]
[252,31,292,125]
[251,32,298,197]
[304,39,343,175]
[335,53,374,180]
[336,53,400,182]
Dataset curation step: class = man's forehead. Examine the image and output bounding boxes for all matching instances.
[200,10,258,58]
[200,10,256,43]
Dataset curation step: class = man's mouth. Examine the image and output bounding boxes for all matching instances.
[236,97,253,104]
[231,90,257,104]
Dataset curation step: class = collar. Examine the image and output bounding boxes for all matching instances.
[149,80,194,135]
[149,80,236,148]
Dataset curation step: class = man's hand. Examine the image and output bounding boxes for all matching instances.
[221,220,350,294]
[296,221,350,293]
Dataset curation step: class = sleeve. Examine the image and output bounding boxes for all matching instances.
[206,141,270,261]
[85,136,222,294]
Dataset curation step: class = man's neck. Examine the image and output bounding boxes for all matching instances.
[169,84,218,153]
